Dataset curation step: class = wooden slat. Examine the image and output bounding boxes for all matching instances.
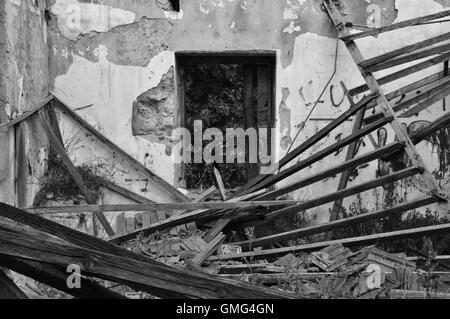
[0,229,295,299]
[192,233,226,266]
[0,95,53,132]
[242,116,393,195]
[340,10,450,42]
[51,94,188,203]
[365,78,450,123]
[210,221,450,261]
[329,82,368,222]
[103,181,155,204]
[350,52,450,96]
[233,196,438,249]
[366,42,450,73]
[366,70,449,109]
[360,32,450,69]
[257,142,405,200]
[213,167,227,201]
[263,166,423,222]
[0,256,126,299]
[28,200,301,215]
[400,86,450,117]
[0,270,28,299]
[235,93,378,196]
[38,110,115,237]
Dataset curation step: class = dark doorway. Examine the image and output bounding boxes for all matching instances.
[175,52,276,191]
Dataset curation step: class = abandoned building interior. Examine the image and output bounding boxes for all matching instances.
[1,0,450,299]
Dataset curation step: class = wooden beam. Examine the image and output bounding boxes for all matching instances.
[0,256,126,299]
[192,233,226,266]
[340,10,450,42]
[257,142,405,200]
[235,93,378,196]
[323,0,443,201]
[0,270,28,299]
[0,95,53,132]
[242,116,393,195]
[0,229,296,299]
[210,221,450,261]
[376,70,448,108]
[329,82,368,222]
[213,167,227,200]
[263,166,423,222]
[360,32,450,69]
[38,110,115,237]
[27,200,301,215]
[350,52,450,96]
[233,196,439,249]
[51,94,188,203]
[365,42,450,73]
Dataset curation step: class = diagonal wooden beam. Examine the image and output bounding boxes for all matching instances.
[323,0,445,201]
[233,196,439,250]
[360,32,450,69]
[0,270,28,299]
[210,220,450,261]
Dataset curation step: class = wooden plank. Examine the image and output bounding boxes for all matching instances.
[0,256,126,299]
[366,77,450,123]
[194,186,217,202]
[258,142,405,200]
[233,196,439,249]
[51,94,188,203]
[389,290,450,299]
[243,64,259,180]
[330,82,368,222]
[0,229,296,299]
[157,211,166,222]
[0,270,28,299]
[411,112,450,143]
[365,42,450,73]
[263,166,423,222]
[242,116,393,195]
[28,200,301,215]
[340,10,450,41]
[38,110,115,237]
[103,181,155,204]
[360,31,450,69]
[0,95,53,132]
[210,221,450,261]
[323,0,443,200]
[202,188,270,242]
[192,233,226,266]
[116,213,126,234]
[350,52,450,96]
[141,213,152,227]
[235,93,378,196]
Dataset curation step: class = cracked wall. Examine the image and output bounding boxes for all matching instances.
[47,0,450,222]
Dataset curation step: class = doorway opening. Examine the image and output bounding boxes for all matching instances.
[175,52,276,192]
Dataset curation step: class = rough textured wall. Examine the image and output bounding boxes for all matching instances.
[0,0,49,206]
[47,0,450,222]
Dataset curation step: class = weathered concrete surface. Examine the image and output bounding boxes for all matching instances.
[46,0,450,223]
[0,0,49,206]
